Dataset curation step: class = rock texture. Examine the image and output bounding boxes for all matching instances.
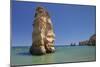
[30,7,55,55]
[79,34,96,46]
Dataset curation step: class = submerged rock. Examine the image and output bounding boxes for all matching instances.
[30,6,55,55]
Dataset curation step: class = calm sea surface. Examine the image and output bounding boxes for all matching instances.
[11,46,96,66]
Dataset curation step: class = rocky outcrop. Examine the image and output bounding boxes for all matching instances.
[79,34,96,46]
[79,40,89,46]
[30,7,55,55]
[88,34,96,46]
[70,43,76,46]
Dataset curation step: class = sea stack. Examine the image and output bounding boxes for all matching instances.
[30,6,55,55]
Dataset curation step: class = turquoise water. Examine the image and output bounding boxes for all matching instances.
[11,46,96,66]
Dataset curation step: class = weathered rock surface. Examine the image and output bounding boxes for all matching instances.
[30,6,55,55]
[79,34,96,46]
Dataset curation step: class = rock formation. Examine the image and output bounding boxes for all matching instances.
[30,6,55,55]
[79,34,96,46]
[70,43,76,46]
[88,34,96,46]
[79,40,89,46]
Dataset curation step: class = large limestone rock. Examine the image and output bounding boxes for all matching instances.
[30,7,55,55]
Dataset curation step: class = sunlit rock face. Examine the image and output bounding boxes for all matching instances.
[30,7,55,55]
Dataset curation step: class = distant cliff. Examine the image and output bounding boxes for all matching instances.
[79,34,96,46]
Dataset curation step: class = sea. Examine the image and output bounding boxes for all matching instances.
[11,46,96,66]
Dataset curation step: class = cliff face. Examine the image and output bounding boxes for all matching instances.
[30,7,55,55]
[79,34,96,46]
[88,34,96,46]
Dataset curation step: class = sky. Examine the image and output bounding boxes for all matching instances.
[12,1,96,46]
